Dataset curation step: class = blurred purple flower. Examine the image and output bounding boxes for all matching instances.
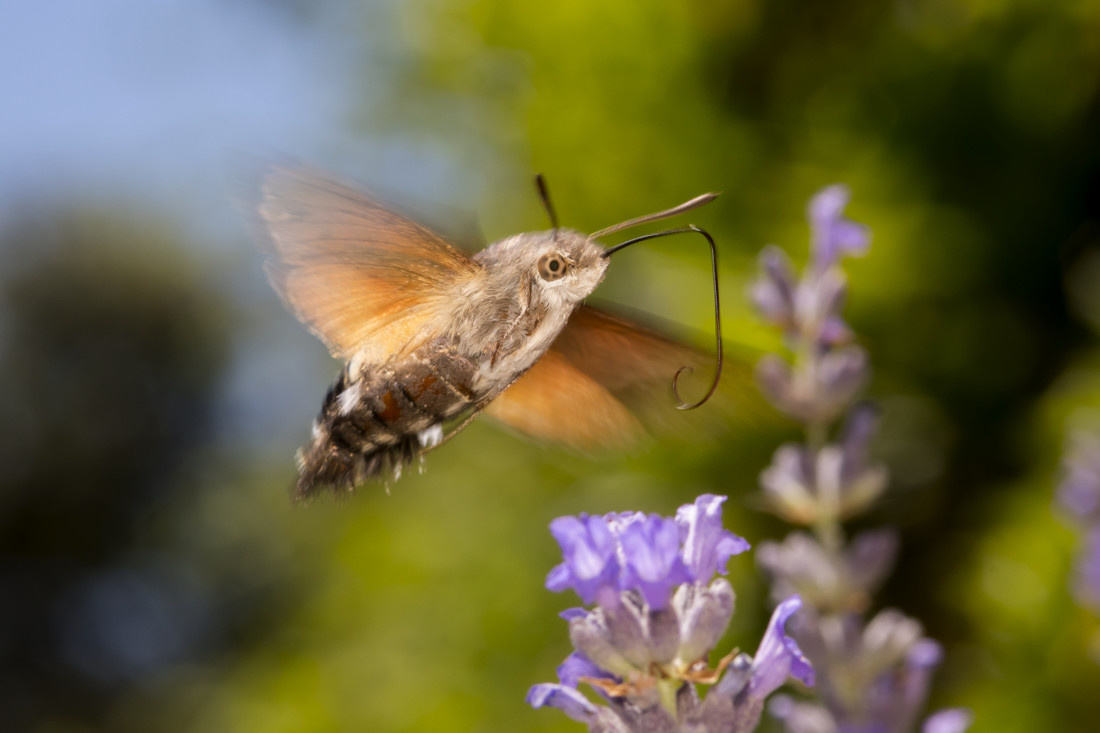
[758,529,898,613]
[922,708,973,733]
[546,514,621,606]
[618,514,692,610]
[1057,430,1100,523]
[809,185,871,271]
[769,698,972,733]
[756,347,869,427]
[676,494,751,581]
[752,245,798,330]
[759,418,887,527]
[752,245,852,347]
[749,596,815,699]
[1074,526,1100,611]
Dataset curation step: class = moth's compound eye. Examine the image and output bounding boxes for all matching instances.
[537,253,568,281]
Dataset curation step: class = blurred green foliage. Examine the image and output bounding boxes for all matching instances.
[3,1,1100,731]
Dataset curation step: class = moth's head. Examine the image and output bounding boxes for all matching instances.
[483,229,609,308]
[479,176,720,312]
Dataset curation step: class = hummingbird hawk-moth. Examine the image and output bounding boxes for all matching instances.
[242,162,724,500]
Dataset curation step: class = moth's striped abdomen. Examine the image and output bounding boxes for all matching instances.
[295,342,479,498]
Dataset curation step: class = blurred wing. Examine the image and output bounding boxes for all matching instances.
[486,305,761,451]
[484,350,645,451]
[240,161,479,360]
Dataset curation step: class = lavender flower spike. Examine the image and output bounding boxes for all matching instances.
[748,595,815,699]
[676,494,751,581]
[546,514,621,606]
[809,184,871,271]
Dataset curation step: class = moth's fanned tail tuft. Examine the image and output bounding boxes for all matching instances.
[292,428,421,502]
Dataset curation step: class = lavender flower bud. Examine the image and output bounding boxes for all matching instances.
[760,444,820,525]
[569,608,642,679]
[794,267,849,343]
[603,597,657,669]
[844,529,900,598]
[751,245,798,329]
[815,346,870,421]
[759,429,886,527]
[647,607,683,666]
[674,578,736,664]
[860,609,927,674]
[757,530,898,613]
[756,348,869,426]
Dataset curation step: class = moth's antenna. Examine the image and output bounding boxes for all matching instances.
[602,225,722,410]
[589,192,718,241]
[534,174,559,236]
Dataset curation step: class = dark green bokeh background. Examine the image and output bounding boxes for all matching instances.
[2,1,1100,731]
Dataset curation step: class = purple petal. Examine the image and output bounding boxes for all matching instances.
[526,683,598,723]
[619,514,692,610]
[751,246,797,327]
[559,607,589,622]
[907,639,943,668]
[1058,472,1100,519]
[808,184,871,270]
[922,708,973,733]
[749,595,815,699]
[809,184,850,224]
[819,316,853,345]
[831,220,871,255]
[676,494,750,581]
[546,514,622,604]
[557,651,615,688]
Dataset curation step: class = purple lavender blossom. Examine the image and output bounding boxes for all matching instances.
[546,514,622,606]
[809,185,871,271]
[618,514,693,610]
[676,494,751,581]
[749,596,815,699]
[531,497,814,732]
[545,499,749,612]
